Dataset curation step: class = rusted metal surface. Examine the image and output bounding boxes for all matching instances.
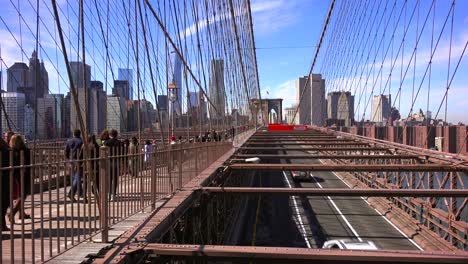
[144,244,468,263]
[245,141,368,145]
[240,146,390,151]
[93,129,256,264]
[197,187,468,197]
[315,126,468,163]
[0,141,232,263]
[234,154,420,159]
[90,128,467,263]
[229,163,467,172]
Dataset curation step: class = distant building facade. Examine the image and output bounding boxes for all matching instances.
[327,91,354,127]
[209,59,225,119]
[337,91,354,127]
[7,62,29,93]
[35,95,58,139]
[113,80,130,100]
[107,95,127,133]
[118,68,133,100]
[327,91,341,120]
[168,52,182,116]
[28,50,48,98]
[69,61,91,89]
[189,91,198,108]
[296,76,311,125]
[310,73,326,126]
[284,105,298,124]
[371,94,391,123]
[89,81,107,135]
[157,95,168,129]
[1,92,25,135]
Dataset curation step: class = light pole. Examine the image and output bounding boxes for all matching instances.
[168,82,179,140]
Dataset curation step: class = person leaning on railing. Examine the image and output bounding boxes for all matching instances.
[8,134,32,222]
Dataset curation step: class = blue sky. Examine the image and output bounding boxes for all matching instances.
[0,0,467,123]
[251,0,468,123]
[251,0,327,105]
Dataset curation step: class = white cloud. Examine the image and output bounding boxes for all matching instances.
[180,0,299,39]
[251,0,298,35]
[270,78,296,110]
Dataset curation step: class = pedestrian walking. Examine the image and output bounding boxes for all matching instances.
[8,134,32,222]
[87,135,100,197]
[65,129,84,202]
[128,137,138,177]
[143,140,152,169]
[0,138,10,231]
[104,129,121,200]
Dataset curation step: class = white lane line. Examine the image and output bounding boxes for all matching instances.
[282,171,312,248]
[318,159,424,251]
[310,176,362,242]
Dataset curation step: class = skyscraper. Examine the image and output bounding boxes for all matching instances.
[168,52,182,115]
[327,91,341,120]
[158,95,168,111]
[209,59,225,119]
[107,95,127,133]
[49,94,65,138]
[189,92,198,108]
[7,62,29,93]
[70,61,91,89]
[296,76,311,124]
[28,50,48,98]
[89,81,107,134]
[70,75,107,134]
[36,95,58,139]
[157,95,168,128]
[371,94,391,123]
[70,88,87,134]
[24,104,34,139]
[118,68,133,100]
[337,91,354,127]
[310,73,326,126]
[1,92,25,135]
[327,91,354,126]
[113,80,130,100]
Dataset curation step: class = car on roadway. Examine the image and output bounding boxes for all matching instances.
[322,239,378,250]
[291,170,311,182]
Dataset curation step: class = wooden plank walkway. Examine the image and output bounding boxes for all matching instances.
[47,202,165,264]
[0,165,195,263]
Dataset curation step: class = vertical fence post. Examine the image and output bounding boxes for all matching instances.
[178,145,182,189]
[151,145,157,210]
[99,146,109,243]
[169,145,173,193]
[205,143,209,168]
[194,145,199,175]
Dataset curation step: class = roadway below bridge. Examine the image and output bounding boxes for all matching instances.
[224,142,422,251]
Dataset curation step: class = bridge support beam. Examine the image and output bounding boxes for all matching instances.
[197,187,468,197]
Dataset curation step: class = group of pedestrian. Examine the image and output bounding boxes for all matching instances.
[1,131,31,231]
[65,128,156,202]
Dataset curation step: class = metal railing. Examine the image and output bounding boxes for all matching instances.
[0,141,232,263]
